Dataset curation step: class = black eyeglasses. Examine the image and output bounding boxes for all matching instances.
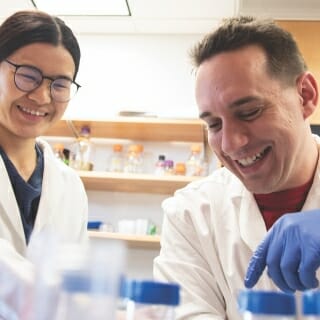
[4,59,81,102]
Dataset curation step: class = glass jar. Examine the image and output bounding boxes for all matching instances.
[238,290,296,320]
[123,279,180,320]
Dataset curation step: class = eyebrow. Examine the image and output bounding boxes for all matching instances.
[199,96,261,119]
[22,62,73,82]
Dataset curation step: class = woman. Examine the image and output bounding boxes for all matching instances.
[0,9,88,315]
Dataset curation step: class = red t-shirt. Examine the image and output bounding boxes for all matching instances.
[254,178,313,230]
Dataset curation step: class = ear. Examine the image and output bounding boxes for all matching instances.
[296,72,319,119]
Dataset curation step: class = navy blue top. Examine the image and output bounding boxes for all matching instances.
[0,144,44,243]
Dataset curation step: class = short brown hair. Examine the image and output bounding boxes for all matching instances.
[190,16,307,86]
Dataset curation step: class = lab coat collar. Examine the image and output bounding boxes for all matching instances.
[32,138,62,236]
[302,136,320,210]
[227,176,266,252]
[232,134,320,251]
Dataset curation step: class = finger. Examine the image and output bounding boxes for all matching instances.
[278,233,305,291]
[244,234,271,288]
[280,246,305,291]
[266,265,294,293]
[264,232,295,293]
[299,249,320,289]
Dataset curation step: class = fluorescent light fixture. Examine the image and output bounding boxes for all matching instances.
[31,0,131,16]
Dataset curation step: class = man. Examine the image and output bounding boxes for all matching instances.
[154,16,320,319]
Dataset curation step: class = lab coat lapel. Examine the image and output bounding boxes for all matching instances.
[32,141,61,234]
[302,156,320,210]
[0,156,25,242]
[238,189,266,252]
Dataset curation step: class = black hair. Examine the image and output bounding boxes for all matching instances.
[0,10,81,79]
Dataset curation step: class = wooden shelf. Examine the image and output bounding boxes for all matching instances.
[45,117,206,142]
[79,171,200,194]
[44,117,207,194]
[88,231,160,249]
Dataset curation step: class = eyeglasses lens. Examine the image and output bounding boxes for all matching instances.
[15,66,42,92]
[51,78,77,102]
[14,66,77,102]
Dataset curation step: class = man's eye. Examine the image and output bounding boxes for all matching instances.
[239,108,262,120]
[207,121,221,132]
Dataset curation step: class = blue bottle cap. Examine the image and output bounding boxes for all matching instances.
[121,279,180,306]
[62,272,91,293]
[238,290,296,315]
[303,290,320,315]
[87,221,102,229]
[62,271,113,294]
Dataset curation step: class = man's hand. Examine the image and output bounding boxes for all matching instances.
[244,209,320,292]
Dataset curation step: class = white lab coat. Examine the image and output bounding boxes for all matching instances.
[0,138,88,283]
[154,138,320,320]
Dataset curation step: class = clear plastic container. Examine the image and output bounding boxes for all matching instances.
[238,290,296,320]
[186,144,204,176]
[302,290,320,319]
[123,144,144,174]
[123,279,180,320]
[164,160,174,175]
[69,125,94,171]
[108,144,124,172]
[154,155,166,176]
[0,301,19,320]
[174,162,186,176]
[54,240,126,320]
[53,143,66,163]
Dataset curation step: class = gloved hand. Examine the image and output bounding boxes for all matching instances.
[244,208,320,292]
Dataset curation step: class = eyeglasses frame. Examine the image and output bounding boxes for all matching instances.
[4,59,81,102]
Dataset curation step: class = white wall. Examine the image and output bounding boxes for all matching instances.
[64,33,203,119]
[54,32,208,279]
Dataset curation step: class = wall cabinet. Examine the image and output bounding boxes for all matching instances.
[45,117,208,249]
[277,21,320,125]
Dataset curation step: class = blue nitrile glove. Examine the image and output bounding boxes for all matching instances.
[244,209,320,292]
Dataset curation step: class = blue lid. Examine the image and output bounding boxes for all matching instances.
[122,279,180,306]
[238,290,296,315]
[303,290,320,315]
[87,221,102,229]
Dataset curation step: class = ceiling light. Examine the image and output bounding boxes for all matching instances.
[31,0,131,16]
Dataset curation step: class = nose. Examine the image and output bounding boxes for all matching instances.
[27,80,52,105]
[221,121,249,155]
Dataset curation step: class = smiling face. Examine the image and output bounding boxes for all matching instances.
[0,42,75,142]
[196,45,318,193]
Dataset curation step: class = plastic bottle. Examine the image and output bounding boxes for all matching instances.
[174,162,186,176]
[164,160,174,175]
[123,279,180,320]
[238,290,296,320]
[53,143,66,163]
[186,144,203,176]
[55,240,126,320]
[0,300,19,320]
[154,155,166,176]
[69,125,94,171]
[62,148,70,166]
[136,144,144,173]
[302,290,320,319]
[123,144,144,174]
[108,144,124,172]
